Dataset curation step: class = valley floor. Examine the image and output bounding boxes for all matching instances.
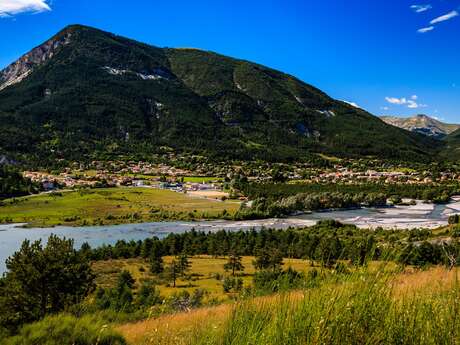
[0,187,240,227]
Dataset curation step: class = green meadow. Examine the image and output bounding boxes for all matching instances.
[0,187,239,227]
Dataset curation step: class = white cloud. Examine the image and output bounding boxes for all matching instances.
[385,96,427,109]
[430,10,459,25]
[0,0,50,18]
[381,106,389,111]
[407,100,419,108]
[385,97,407,105]
[417,26,435,33]
[411,4,432,13]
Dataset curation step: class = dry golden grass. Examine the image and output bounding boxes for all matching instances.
[116,265,459,345]
[117,291,304,345]
[118,304,230,345]
[391,266,460,297]
[92,256,311,299]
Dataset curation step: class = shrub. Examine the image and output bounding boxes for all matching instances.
[166,289,207,311]
[451,225,460,238]
[223,277,243,293]
[137,281,162,307]
[3,314,126,345]
[448,214,460,225]
[253,268,304,293]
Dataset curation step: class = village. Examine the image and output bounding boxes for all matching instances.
[22,154,460,198]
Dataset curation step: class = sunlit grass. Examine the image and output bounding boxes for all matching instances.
[116,265,460,345]
[0,188,240,227]
[92,256,311,299]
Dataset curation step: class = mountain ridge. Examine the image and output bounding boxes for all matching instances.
[380,114,459,139]
[0,25,443,166]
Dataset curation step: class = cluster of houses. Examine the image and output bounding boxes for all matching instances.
[158,181,219,193]
[23,169,224,195]
[23,171,97,190]
[310,167,454,184]
[23,156,460,195]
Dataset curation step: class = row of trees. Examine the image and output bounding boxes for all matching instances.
[86,224,379,267]
[229,180,459,219]
[238,181,460,202]
[237,192,388,219]
[84,222,460,270]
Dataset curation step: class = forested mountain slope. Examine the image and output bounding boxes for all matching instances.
[0,25,442,166]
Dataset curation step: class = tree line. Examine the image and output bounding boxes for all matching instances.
[230,180,458,219]
[84,221,460,269]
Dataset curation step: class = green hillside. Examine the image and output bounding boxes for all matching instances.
[0,25,441,167]
[442,129,460,160]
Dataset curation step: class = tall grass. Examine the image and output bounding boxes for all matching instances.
[193,267,460,345]
[2,314,126,345]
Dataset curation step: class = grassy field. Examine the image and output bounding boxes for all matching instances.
[117,266,460,345]
[0,187,240,227]
[92,256,310,301]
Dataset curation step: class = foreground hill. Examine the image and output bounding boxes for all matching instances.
[381,114,460,139]
[0,25,441,165]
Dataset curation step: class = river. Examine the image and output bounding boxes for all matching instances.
[1,199,459,274]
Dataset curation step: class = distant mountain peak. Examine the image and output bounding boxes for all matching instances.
[380,114,459,139]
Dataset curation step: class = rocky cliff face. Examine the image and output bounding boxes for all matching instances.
[0,30,72,91]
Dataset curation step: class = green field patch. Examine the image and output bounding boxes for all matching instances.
[0,187,239,227]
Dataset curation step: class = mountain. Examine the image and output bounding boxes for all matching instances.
[443,129,460,159]
[0,25,441,166]
[380,115,459,139]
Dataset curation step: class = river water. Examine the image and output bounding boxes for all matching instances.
[1,199,459,273]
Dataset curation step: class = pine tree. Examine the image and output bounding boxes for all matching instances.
[176,253,191,277]
[149,241,164,274]
[168,259,178,288]
[224,253,245,276]
[0,235,95,332]
[253,247,283,272]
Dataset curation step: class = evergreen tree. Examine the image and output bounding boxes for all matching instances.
[224,253,245,276]
[168,260,178,288]
[176,253,191,277]
[253,247,283,272]
[117,270,135,291]
[0,235,95,332]
[149,241,164,274]
[141,238,154,258]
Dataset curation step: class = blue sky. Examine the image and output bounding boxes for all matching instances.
[1,0,459,122]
